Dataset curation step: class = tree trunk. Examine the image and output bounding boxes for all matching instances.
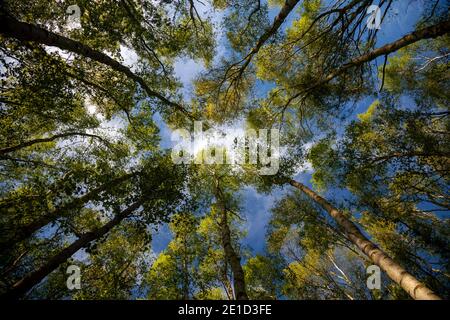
[287,178,441,300]
[1,201,142,300]
[0,9,191,118]
[238,0,300,75]
[0,172,139,252]
[221,269,234,300]
[219,208,248,300]
[182,234,189,300]
[215,184,248,300]
[0,132,109,155]
[287,19,450,103]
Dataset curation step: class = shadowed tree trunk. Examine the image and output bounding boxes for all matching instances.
[286,19,450,104]
[237,0,300,76]
[182,233,190,300]
[287,178,441,300]
[0,8,192,118]
[0,171,139,252]
[215,183,248,300]
[221,267,234,300]
[219,207,248,300]
[0,132,110,155]
[1,201,143,300]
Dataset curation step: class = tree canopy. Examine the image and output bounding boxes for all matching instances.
[0,0,448,300]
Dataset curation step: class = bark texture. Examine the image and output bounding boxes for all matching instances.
[238,0,300,76]
[0,10,191,117]
[215,184,248,300]
[288,178,441,300]
[288,19,450,103]
[0,132,108,155]
[0,172,139,252]
[1,201,142,300]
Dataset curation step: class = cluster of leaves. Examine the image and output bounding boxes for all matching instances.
[0,0,448,300]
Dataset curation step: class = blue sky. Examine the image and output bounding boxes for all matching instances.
[150,0,440,256]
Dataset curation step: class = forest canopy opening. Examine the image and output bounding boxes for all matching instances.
[0,0,448,302]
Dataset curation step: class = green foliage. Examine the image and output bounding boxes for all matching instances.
[0,0,448,300]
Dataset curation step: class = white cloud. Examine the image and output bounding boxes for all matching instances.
[120,45,139,72]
